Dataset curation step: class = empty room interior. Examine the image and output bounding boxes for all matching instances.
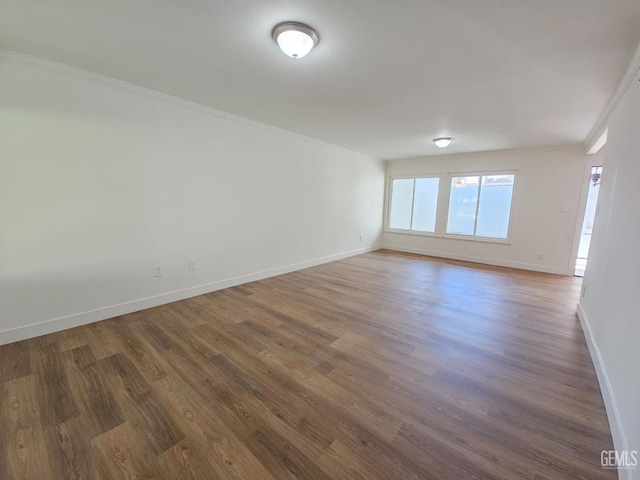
[2,1,640,479]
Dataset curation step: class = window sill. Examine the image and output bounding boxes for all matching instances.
[386,228,438,238]
[385,229,512,245]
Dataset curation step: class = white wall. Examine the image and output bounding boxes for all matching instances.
[383,146,602,274]
[578,66,640,478]
[0,53,385,344]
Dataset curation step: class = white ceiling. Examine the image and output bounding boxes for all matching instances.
[2,0,640,159]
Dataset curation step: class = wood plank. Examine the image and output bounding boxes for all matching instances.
[0,376,54,479]
[30,342,80,429]
[62,346,125,438]
[0,340,31,382]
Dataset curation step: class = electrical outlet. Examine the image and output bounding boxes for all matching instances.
[153,266,162,277]
[360,234,364,241]
[537,253,543,261]
[582,285,586,297]
[560,206,573,213]
[188,260,196,271]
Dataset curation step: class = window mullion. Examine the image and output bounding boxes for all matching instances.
[409,179,417,231]
[473,176,482,236]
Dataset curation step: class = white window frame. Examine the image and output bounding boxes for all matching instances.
[443,170,517,243]
[386,175,442,236]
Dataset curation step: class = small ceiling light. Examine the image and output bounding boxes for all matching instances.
[433,137,454,148]
[272,21,319,59]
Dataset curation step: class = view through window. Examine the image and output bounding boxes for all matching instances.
[446,174,515,239]
[388,177,440,232]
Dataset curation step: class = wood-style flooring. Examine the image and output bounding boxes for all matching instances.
[0,250,616,479]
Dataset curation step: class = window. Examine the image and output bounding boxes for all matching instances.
[388,177,440,233]
[446,174,515,239]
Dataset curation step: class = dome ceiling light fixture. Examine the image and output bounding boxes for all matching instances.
[433,137,454,148]
[272,21,319,59]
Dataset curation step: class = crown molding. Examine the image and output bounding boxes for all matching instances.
[0,49,382,163]
[583,40,640,155]
[387,143,586,163]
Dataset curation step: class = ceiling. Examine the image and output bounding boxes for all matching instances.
[2,0,640,159]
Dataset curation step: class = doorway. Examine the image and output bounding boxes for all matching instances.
[575,166,602,277]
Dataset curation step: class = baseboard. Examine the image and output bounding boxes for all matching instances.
[383,244,570,275]
[577,302,629,480]
[0,245,381,345]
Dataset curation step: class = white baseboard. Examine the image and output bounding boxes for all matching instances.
[0,245,381,345]
[382,244,570,275]
[577,302,629,480]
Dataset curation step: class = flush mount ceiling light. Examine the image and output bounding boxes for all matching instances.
[272,21,319,59]
[433,137,454,148]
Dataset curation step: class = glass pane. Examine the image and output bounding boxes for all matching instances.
[476,174,515,238]
[389,178,414,230]
[447,176,479,235]
[412,177,439,232]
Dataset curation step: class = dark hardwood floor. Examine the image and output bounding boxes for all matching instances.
[0,250,615,479]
